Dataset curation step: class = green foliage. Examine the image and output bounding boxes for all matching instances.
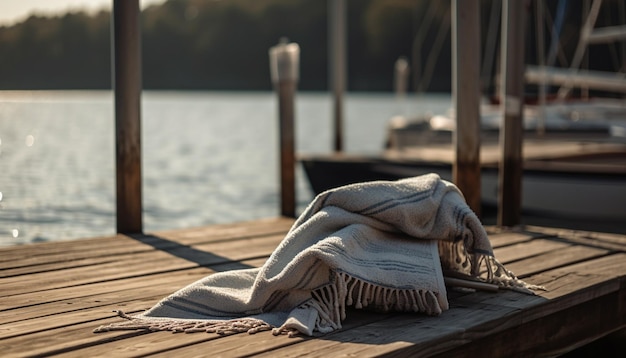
[0,0,621,92]
[0,11,111,89]
[0,0,423,91]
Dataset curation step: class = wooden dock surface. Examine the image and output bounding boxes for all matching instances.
[2,217,625,357]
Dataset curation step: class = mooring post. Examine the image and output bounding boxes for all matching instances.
[498,0,526,226]
[112,0,143,234]
[329,0,346,152]
[452,0,482,216]
[270,39,300,218]
[394,57,410,100]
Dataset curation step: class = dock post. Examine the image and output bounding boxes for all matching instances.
[270,39,300,218]
[452,0,481,216]
[498,0,526,226]
[394,57,410,112]
[112,0,143,234]
[329,0,346,152]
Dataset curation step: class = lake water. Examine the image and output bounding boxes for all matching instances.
[0,90,452,246]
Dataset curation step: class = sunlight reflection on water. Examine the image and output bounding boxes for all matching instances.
[0,90,451,246]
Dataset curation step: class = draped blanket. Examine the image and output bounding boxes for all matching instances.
[94,173,538,337]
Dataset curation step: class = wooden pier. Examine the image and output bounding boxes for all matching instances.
[2,217,625,357]
[2,2,624,356]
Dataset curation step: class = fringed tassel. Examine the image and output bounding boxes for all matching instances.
[93,310,272,335]
[439,240,545,294]
[274,270,446,337]
[438,240,472,276]
[479,255,546,294]
[301,271,445,333]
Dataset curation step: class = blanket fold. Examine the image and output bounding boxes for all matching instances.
[94,173,539,337]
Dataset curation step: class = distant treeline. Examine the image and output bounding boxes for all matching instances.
[0,0,623,92]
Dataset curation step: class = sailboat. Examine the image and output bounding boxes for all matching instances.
[300,0,626,229]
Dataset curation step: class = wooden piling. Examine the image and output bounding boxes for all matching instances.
[329,0,346,152]
[112,0,143,234]
[498,0,526,226]
[452,0,482,216]
[270,40,300,218]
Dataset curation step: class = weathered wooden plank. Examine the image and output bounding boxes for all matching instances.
[0,233,208,274]
[527,253,626,302]
[242,253,626,357]
[493,238,570,263]
[57,329,225,358]
[0,264,211,305]
[1,257,266,320]
[0,268,213,324]
[0,251,196,297]
[483,230,542,248]
[505,244,610,278]
[152,217,293,242]
[192,310,418,358]
[1,253,136,278]
[48,225,564,356]
[0,222,623,358]
[54,321,294,358]
[12,280,624,358]
[1,320,149,357]
[103,309,396,358]
[1,234,284,297]
[0,218,292,266]
[2,297,160,341]
[1,259,271,342]
[450,288,546,310]
[251,302,522,358]
[71,290,545,358]
[0,262,272,357]
[524,225,626,252]
[190,234,284,258]
[429,291,623,357]
[149,246,592,356]
[5,223,534,279]
[0,268,490,356]
[0,235,136,264]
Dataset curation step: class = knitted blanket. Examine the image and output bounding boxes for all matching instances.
[95,173,537,337]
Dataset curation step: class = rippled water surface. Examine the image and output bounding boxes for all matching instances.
[0,90,451,246]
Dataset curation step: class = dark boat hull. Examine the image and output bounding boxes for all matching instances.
[300,153,626,226]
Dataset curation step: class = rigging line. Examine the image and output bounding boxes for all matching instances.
[547,0,568,68]
[604,2,624,74]
[418,5,450,93]
[620,0,626,74]
[535,0,547,135]
[411,0,440,94]
[481,0,501,94]
[582,0,591,99]
[542,3,570,69]
[557,0,603,99]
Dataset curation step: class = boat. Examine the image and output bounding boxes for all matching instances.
[300,0,626,230]
[385,98,626,150]
[300,139,626,222]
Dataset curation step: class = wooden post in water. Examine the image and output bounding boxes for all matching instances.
[498,0,526,226]
[329,0,346,152]
[112,0,143,234]
[452,0,481,216]
[270,39,300,218]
